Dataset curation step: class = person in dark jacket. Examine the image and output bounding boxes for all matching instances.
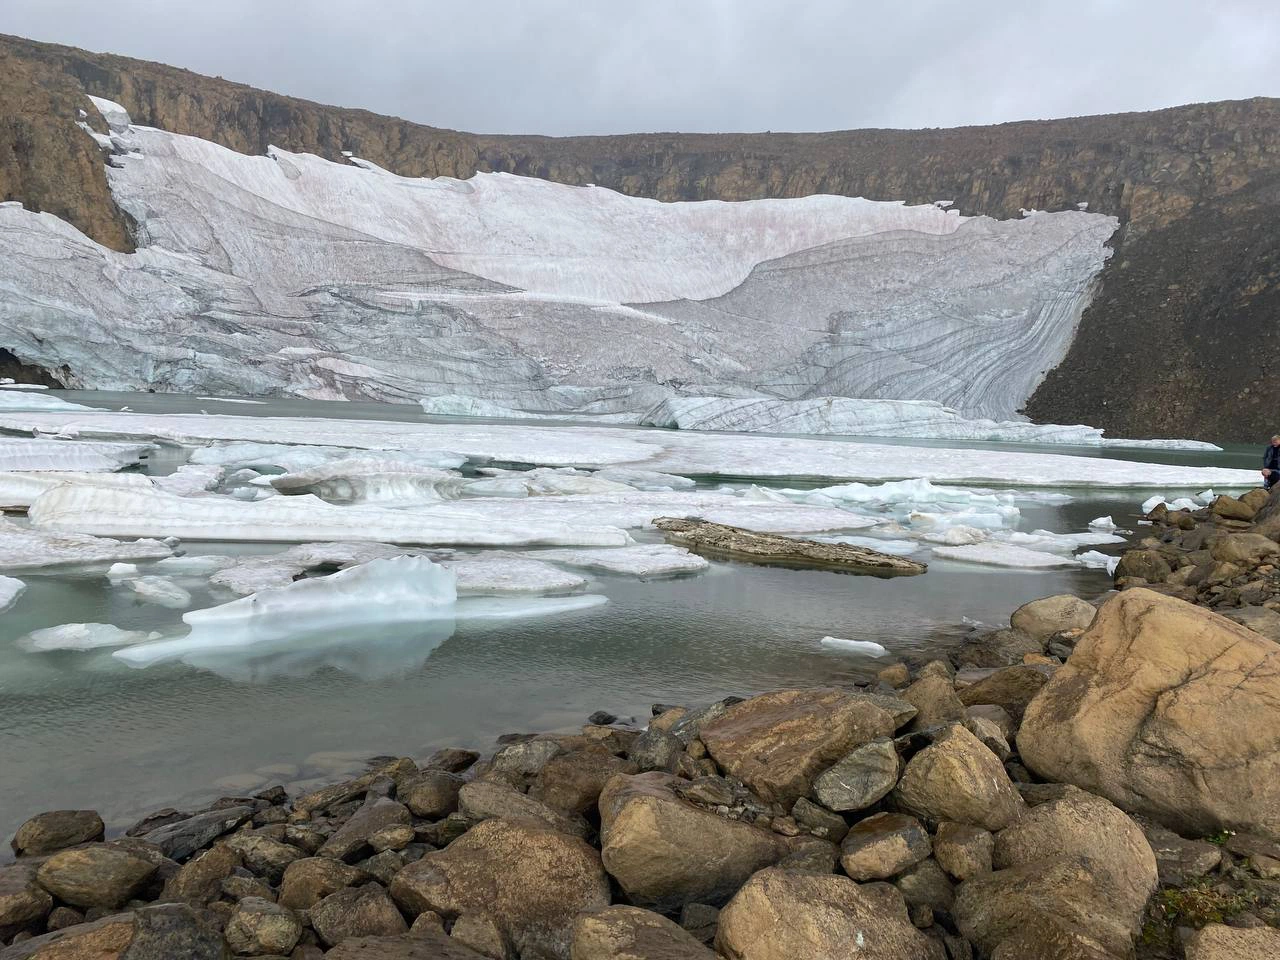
[1264,436,1280,490]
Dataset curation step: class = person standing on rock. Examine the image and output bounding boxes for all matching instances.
[1263,436,1280,490]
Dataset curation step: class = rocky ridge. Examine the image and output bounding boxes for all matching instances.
[2,33,1280,438]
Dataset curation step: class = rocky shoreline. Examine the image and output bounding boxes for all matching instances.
[4,495,1280,959]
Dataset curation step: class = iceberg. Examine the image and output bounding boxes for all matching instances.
[0,99,1117,419]
[154,555,236,576]
[152,464,225,497]
[820,636,889,656]
[18,622,161,652]
[0,517,171,571]
[463,468,635,498]
[1088,516,1117,530]
[1077,550,1122,575]
[0,575,25,612]
[26,484,633,547]
[529,544,710,578]
[113,556,607,668]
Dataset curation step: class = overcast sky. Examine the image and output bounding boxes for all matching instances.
[5,0,1279,136]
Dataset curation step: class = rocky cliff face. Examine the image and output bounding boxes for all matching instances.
[2,32,1278,440]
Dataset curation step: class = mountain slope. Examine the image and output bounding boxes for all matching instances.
[2,33,1278,439]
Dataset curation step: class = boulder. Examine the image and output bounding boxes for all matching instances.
[992,786,1156,930]
[424,748,481,773]
[1019,589,1280,840]
[399,770,464,819]
[1241,487,1272,513]
[597,772,788,910]
[1112,549,1171,583]
[699,689,896,805]
[140,805,255,860]
[224,896,302,956]
[715,868,944,960]
[962,715,1010,760]
[964,704,1015,740]
[570,905,715,960]
[789,799,848,843]
[838,813,930,881]
[224,833,303,883]
[891,725,1024,831]
[489,738,564,780]
[1185,924,1280,960]
[957,665,1049,722]
[1009,595,1096,642]
[0,862,52,932]
[0,903,226,960]
[389,818,609,960]
[457,781,588,838]
[894,858,954,914]
[293,759,416,814]
[1140,821,1222,886]
[311,883,408,947]
[34,846,157,910]
[1211,532,1280,564]
[954,858,1137,958]
[529,749,637,816]
[899,676,965,732]
[10,811,104,856]
[1210,494,1257,521]
[161,843,241,904]
[318,798,412,862]
[810,738,899,813]
[987,917,1117,960]
[278,857,369,910]
[933,822,993,881]
[627,728,681,773]
[450,913,512,959]
[954,628,1043,668]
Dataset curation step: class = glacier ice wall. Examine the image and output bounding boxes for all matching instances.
[0,99,1116,418]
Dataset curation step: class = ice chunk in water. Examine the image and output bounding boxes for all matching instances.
[19,622,161,651]
[152,464,224,496]
[932,543,1079,569]
[0,391,97,413]
[125,576,193,609]
[1077,551,1122,575]
[0,575,25,612]
[155,555,235,575]
[0,517,171,571]
[0,471,154,509]
[0,437,153,472]
[820,636,888,656]
[106,562,140,581]
[530,544,710,578]
[114,556,607,667]
[444,553,588,595]
[1088,516,1116,530]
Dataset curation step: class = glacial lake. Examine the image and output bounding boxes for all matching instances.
[0,390,1257,843]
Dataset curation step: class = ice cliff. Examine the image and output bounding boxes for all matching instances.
[0,98,1117,420]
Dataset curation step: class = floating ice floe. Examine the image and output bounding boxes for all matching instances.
[19,622,162,652]
[0,391,97,413]
[931,542,1080,569]
[269,458,469,505]
[0,575,25,612]
[189,441,468,475]
[106,562,140,581]
[152,464,225,497]
[593,468,697,492]
[463,467,636,498]
[124,576,193,609]
[26,484,632,547]
[0,412,1257,489]
[0,470,154,509]
[0,437,153,472]
[155,555,236,576]
[820,636,889,656]
[209,542,420,595]
[641,396,1222,450]
[0,517,171,571]
[443,553,587,595]
[1141,494,1203,514]
[1077,551,1122,575]
[114,557,607,668]
[529,544,710,578]
[1088,516,1117,530]
[196,397,267,405]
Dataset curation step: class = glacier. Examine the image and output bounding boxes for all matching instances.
[0,98,1117,421]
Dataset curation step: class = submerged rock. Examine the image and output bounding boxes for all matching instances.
[653,518,926,577]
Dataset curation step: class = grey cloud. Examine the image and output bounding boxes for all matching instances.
[4,0,1279,135]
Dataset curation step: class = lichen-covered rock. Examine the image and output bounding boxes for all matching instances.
[597,772,788,910]
[389,818,609,960]
[1020,589,1280,840]
[699,689,896,805]
[715,868,944,960]
[838,813,930,881]
[10,810,104,856]
[34,845,157,910]
[890,725,1024,831]
[570,905,715,960]
[450,912,512,959]
[224,896,302,956]
[311,883,408,947]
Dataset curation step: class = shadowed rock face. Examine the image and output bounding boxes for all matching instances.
[3,31,1280,438]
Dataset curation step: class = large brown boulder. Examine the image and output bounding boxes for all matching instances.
[34,846,157,910]
[1112,549,1171,583]
[457,781,589,837]
[698,689,897,805]
[1211,532,1280,564]
[715,868,944,960]
[10,811,104,856]
[1185,923,1280,960]
[1019,589,1280,840]
[957,665,1050,722]
[993,786,1157,933]
[389,817,609,960]
[890,725,1025,831]
[530,749,637,816]
[900,675,965,732]
[597,772,788,910]
[160,843,241,904]
[317,797,412,862]
[311,882,408,947]
[0,903,227,960]
[224,896,302,956]
[1010,595,1096,641]
[322,932,490,959]
[278,856,370,910]
[570,905,715,960]
[0,862,52,934]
